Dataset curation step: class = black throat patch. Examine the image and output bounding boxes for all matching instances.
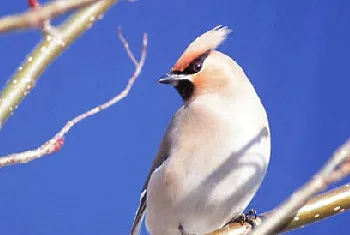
[175,79,195,101]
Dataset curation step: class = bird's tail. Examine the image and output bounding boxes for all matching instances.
[130,211,145,235]
[130,191,147,235]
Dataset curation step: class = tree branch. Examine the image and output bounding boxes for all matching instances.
[210,183,350,235]
[209,139,350,235]
[26,0,63,35]
[250,139,350,235]
[0,0,107,33]
[0,30,147,167]
[0,0,118,129]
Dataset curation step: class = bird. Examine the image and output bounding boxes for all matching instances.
[130,25,271,235]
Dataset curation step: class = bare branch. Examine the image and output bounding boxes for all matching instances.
[249,139,350,235]
[26,0,60,35]
[210,183,350,235]
[118,26,138,67]
[0,0,106,33]
[0,31,148,167]
[280,182,350,232]
[0,0,118,128]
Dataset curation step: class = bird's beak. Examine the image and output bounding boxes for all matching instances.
[158,73,191,86]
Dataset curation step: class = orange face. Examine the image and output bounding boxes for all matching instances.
[189,51,237,98]
[159,26,235,101]
[159,50,238,102]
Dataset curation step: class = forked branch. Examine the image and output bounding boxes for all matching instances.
[0,30,148,167]
[0,0,118,128]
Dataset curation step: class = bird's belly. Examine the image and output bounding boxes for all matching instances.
[146,147,269,235]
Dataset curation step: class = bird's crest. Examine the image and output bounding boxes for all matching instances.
[172,25,231,72]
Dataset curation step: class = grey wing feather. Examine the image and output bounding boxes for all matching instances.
[130,143,170,235]
[130,120,173,235]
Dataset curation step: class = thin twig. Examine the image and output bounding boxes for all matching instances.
[0,0,104,33]
[0,31,148,167]
[118,26,138,67]
[249,139,350,235]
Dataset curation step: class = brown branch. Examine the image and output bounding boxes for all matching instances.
[0,0,118,128]
[250,139,350,235]
[0,30,148,167]
[27,0,59,35]
[210,183,350,235]
[280,183,350,232]
[210,139,350,235]
[0,0,104,33]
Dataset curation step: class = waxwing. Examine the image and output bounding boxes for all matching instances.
[131,25,271,235]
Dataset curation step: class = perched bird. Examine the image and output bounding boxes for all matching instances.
[131,26,271,235]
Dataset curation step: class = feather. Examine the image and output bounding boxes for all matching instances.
[130,146,170,235]
[172,25,231,72]
[130,190,147,235]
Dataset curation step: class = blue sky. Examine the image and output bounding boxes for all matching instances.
[0,0,349,234]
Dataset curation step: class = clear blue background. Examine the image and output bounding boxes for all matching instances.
[0,0,349,234]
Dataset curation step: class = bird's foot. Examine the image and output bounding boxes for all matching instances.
[225,209,258,229]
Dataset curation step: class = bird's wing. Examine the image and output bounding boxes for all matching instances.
[130,133,171,235]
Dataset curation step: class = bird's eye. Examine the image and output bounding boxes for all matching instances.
[184,58,203,74]
[171,50,211,75]
[190,61,202,73]
[181,50,211,75]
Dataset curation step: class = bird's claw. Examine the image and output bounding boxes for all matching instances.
[225,209,258,229]
[247,209,257,220]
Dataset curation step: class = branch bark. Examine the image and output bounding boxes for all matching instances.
[250,139,350,235]
[210,139,350,235]
[0,0,106,33]
[210,183,350,235]
[0,0,118,128]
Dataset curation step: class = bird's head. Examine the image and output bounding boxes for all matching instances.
[159,26,247,102]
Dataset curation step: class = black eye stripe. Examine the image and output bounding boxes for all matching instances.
[172,50,211,75]
[171,70,183,75]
